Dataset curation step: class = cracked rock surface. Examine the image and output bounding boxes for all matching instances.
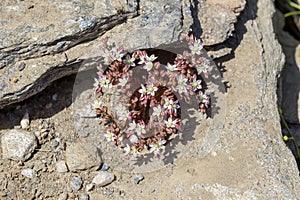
[0,0,300,199]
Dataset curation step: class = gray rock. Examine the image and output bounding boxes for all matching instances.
[100,163,109,171]
[65,142,102,172]
[70,176,83,192]
[0,0,245,109]
[133,174,144,184]
[57,193,68,200]
[92,171,115,187]
[1,129,37,161]
[79,193,89,200]
[20,112,30,129]
[21,168,35,179]
[56,160,69,173]
[85,183,94,192]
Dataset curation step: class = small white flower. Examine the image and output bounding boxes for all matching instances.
[157,139,166,147]
[118,111,129,121]
[177,84,187,94]
[177,74,188,85]
[104,131,115,142]
[150,139,166,155]
[197,91,209,104]
[115,104,126,115]
[118,77,128,87]
[111,47,125,62]
[163,97,180,111]
[136,123,146,136]
[131,146,139,157]
[138,84,147,97]
[138,56,146,64]
[164,118,177,128]
[128,120,137,131]
[152,105,162,117]
[146,54,157,62]
[92,100,102,109]
[96,75,110,88]
[171,101,180,112]
[163,97,172,110]
[146,83,158,96]
[124,144,131,155]
[102,49,113,65]
[189,39,203,55]
[191,77,202,91]
[143,61,153,71]
[123,54,136,67]
[165,63,178,71]
[196,62,210,75]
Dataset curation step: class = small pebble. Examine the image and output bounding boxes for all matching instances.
[21,168,35,179]
[79,193,89,200]
[133,174,144,184]
[45,102,52,109]
[100,163,109,171]
[107,189,114,195]
[53,139,60,148]
[18,62,26,71]
[20,112,30,129]
[85,183,94,192]
[70,176,83,192]
[52,93,58,101]
[34,131,41,137]
[56,160,68,173]
[58,193,68,200]
[92,172,115,187]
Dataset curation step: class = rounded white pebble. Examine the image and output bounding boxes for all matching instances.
[56,160,69,173]
[21,168,35,178]
[92,171,115,186]
[20,112,30,129]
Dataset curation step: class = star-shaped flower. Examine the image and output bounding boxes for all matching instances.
[92,100,102,109]
[146,83,158,96]
[152,105,162,117]
[177,84,187,94]
[149,139,166,155]
[164,118,177,128]
[146,54,157,62]
[143,61,153,71]
[128,120,137,131]
[165,63,178,71]
[189,39,203,55]
[138,84,147,97]
[136,123,146,136]
[118,77,128,87]
[104,131,115,142]
[95,75,110,88]
[123,54,136,68]
[111,47,125,62]
[191,77,202,91]
[177,74,188,85]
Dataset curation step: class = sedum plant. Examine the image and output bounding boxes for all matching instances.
[92,34,212,158]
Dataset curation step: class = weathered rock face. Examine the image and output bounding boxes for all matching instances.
[0,0,300,199]
[0,0,245,109]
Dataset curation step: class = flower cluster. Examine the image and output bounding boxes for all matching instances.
[92,34,211,158]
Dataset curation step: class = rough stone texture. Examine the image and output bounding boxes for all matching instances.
[65,141,102,172]
[0,0,246,109]
[0,0,300,199]
[1,129,37,161]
